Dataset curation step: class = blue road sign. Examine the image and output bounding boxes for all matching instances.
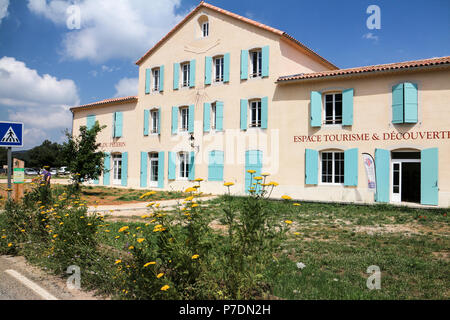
[0,121,23,147]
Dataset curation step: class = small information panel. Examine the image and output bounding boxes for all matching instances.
[13,168,25,184]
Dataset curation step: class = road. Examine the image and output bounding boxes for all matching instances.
[0,255,101,300]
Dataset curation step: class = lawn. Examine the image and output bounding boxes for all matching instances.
[98,198,449,299]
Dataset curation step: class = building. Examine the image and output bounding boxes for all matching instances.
[70,2,450,207]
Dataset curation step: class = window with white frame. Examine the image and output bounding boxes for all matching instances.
[214,56,224,82]
[152,67,160,91]
[149,152,159,186]
[179,106,189,132]
[250,49,262,78]
[211,102,217,130]
[202,22,209,37]
[181,62,190,87]
[249,99,261,128]
[150,109,159,134]
[112,154,122,185]
[321,151,344,184]
[178,152,189,179]
[324,93,343,125]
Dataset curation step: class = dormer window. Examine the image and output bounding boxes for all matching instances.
[202,22,209,37]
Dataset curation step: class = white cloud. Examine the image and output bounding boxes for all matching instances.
[0,56,79,148]
[0,0,9,24]
[0,56,79,108]
[27,0,185,63]
[114,77,138,97]
[362,32,379,42]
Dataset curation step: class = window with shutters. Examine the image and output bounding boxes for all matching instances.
[178,152,189,179]
[249,99,262,128]
[210,102,217,130]
[214,56,224,82]
[181,62,190,87]
[320,151,344,184]
[150,109,159,134]
[249,49,262,78]
[152,67,160,92]
[323,92,343,125]
[179,106,189,132]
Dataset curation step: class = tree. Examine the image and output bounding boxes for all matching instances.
[26,140,64,168]
[62,122,106,190]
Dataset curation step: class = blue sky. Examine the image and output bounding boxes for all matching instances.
[0,0,449,150]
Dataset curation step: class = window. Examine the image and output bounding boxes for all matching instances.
[324,93,342,125]
[211,102,217,130]
[214,56,224,82]
[202,22,209,37]
[152,68,160,91]
[179,107,189,132]
[321,151,344,184]
[112,154,122,185]
[181,62,190,87]
[178,152,189,179]
[250,49,262,78]
[150,109,159,134]
[149,152,159,186]
[249,100,261,128]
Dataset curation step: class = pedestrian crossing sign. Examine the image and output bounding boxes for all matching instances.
[0,121,23,147]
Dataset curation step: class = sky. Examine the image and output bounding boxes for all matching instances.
[0,0,449,150]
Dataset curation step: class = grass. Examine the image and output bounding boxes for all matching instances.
[97,198,449,299]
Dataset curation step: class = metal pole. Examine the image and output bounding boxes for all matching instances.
[7,147,12,200]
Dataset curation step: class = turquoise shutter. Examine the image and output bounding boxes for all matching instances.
[310,91,322,127]
[143,109,149,136]
[392,83,404,123]
[342,88,354,126]
[173,63,179,90]
[216,101,224,131]
[404,82,418,123]
[140,152,147,188]
[159,65,164,92]
[121,152,128,186]
[344,148,358,186]
[86,115,95,130]
[421,148,438,205]
[205,56,212,85]
[305,149,318,185]
[103,153,111,186]
[158,151,165,188]
[240,49,248,80]
[157,108,161,135]
[245,150,262,193]
[171,106,178,134]
[188,104,195,133]
[188,151,195,181]
[240,99,248,130]
[374,148,390,203]
[261,45,269,77]
[168,152,176,180]
[224,53,230,83]
[114,112,123,137]
[261,96,268,129]
[145,68,151,94]
[189,59,196,87]
[203,102,211,132]
[208,150,224,181]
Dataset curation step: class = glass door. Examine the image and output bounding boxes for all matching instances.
[149,153,159,187]
[112,154,122,185]
[391,161,401,203]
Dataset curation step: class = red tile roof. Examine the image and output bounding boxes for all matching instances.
[277,56,450,83]
[135,1,337,70]
[70,96,137,111]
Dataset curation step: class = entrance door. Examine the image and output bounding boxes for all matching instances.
[391,161,401,203]
[149,153,159,187]
[112,154,122,185]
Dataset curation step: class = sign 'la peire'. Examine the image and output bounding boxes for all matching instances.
[70,2,450,207]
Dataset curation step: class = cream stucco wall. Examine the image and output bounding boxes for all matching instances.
[71,7,450,207]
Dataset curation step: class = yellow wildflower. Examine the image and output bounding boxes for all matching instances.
[253,176,263,181]
[128,246,134,250]
[143,262,156,267]
[224,182,234,186]
[185,187,197,193]
[118,226,129,233]
[191,203,199,208]
[247,169,256,174]
[115,259,122,264]
[293,203,301,206]
[156,273,164,278]
[191,254,200,260]
[137,238,145,243]
[281,195,292,200]
[284,220,293,225]
[161,285,170,291]
[8,243,13,247]
[185,196,194,201]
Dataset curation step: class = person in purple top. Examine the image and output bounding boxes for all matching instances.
[42,166,51,186]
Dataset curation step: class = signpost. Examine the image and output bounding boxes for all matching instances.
[0,121,24,200]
